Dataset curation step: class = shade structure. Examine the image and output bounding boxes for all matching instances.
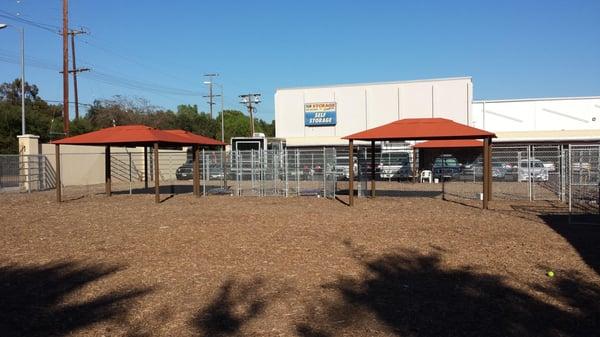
[163,129,225,147]
[343,118,495,141]
[413,139,483,149]
[52,125,226,147]
[51,125,225,204]
[343,118,496,209]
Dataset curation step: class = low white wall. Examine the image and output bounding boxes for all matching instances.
[41,144,189,186]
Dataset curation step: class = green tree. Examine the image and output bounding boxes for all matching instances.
[0,79,62,153]
[218,110,275,143]
[0,79,40,105]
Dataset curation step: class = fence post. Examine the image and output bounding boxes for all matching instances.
[129,152,132,195]
[236,150,241,196]
[528,145,533,201]
[40,155,45,190]
[324,148,328,197]
[202,149,207,196]
[561,146,565,202]
[331,148,337,199]
[296,148,300,196]
[284,149,289,197]
[568,146,572,213]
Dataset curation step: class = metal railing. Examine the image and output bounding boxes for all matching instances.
[0,154,55,192]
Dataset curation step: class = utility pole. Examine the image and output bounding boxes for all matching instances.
[203,73,219,119]
[239,93,261,136]
[220,85,224,142]
[62,0,69,134]
[69,29,89,119]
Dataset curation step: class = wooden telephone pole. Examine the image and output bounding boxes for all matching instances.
[69,29,89,119]
[239,93,261,136]
[62,0,69,134]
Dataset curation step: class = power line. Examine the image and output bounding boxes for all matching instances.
[78,36,200,87]
[0,10,60,34]
[44,100,92,107]
[0,51,60,71]
[81,71,203,96]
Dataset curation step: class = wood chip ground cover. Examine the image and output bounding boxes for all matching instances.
[0,190,599,337]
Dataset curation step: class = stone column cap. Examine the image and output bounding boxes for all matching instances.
[17,134,40,139]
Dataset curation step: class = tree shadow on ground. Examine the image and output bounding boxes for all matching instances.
[192,277,279,337]
[0,261,152,337]
[538,214,600,276]
[508,202,600,276]
[296,245,600,337]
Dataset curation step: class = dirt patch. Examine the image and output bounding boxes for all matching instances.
[1,190,598,336]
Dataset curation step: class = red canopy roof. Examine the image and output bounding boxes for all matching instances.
[52,125,225,147]
[343,118,495,141]
[413,139,483,149]
[163,130,225,146]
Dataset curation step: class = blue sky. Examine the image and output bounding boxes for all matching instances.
[1,0,599,122]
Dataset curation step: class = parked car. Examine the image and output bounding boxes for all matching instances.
[432,155,462,178]
[358,161,380,179]
[518,159,549,182]
[543,161,557,172]
[379,151,411,180]
[463,158,508,179]
[175,160,194,180]
[335,156,358,180]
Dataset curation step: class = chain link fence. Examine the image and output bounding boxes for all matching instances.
[568,145,600,224]
[230,149,336,197]
[2,144,598,219]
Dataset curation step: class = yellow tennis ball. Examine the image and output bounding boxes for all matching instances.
[547,271,555,277]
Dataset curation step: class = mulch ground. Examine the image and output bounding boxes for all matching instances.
[1,190,599,337]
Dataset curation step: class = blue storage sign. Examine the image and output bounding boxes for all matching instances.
[305,102,336,127]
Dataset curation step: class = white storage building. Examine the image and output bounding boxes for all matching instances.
[274,77,600,147]
[275,77,473,147]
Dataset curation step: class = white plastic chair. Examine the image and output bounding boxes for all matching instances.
[420,170,432,183]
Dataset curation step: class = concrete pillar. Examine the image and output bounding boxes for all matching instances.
[17,134,40,192]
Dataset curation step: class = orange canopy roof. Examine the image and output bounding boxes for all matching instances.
[343,118,495,141]
[163,129,225,146]
[52,125,225,147]
[413,139,483,149]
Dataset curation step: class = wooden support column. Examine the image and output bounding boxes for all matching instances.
[349,140,354,206]
[412,147,417,183]
[193,145,200,197]
[483,137,491,209]
[370,140,376,197]
[154,143,160,203]
[488,138,493,201]
[144,146,148,189]
[55,144,61,202]
[105,145,111,196]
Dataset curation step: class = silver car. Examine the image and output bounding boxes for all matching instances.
[518,159,549,182]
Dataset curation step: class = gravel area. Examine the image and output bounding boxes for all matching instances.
[1,190,599,337]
